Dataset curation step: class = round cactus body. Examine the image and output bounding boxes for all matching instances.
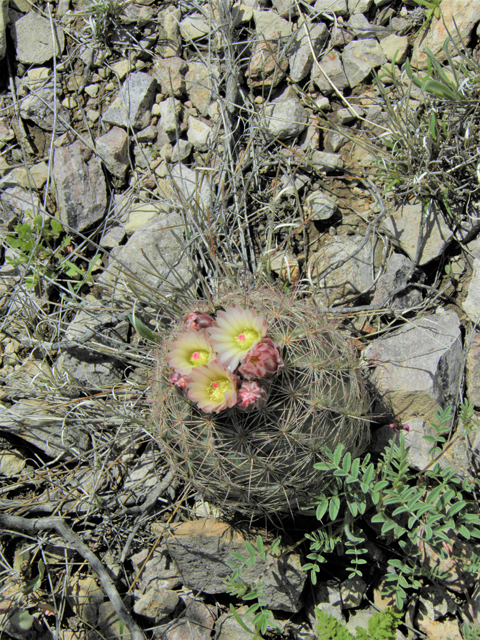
[152,284,370,516]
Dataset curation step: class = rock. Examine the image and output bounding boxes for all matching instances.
[186,62,219,115]
[345,608,379,636]
[111,59,133,80]
[463,259,480,324]
[247,39,288,89]
[269,252,300,281]
[19,82,70,132]
[253,9,292,38]
[215,610,257,640]
[263,92,308,140]
[347,14,376,39]
[310,150,344,171]
[102,72,157,130]
[180,13,212,41]
[165,598,216,640]
[0,0,7,59]
[324,130,347,152]
[313,583,345,623]
[271,0,297,18]
[171,139,192,163]
[58,352,123,389]
[313,0,347,16]
[416,617,462,640]
[10,161,49,190]
[382,200,454,266]
[342,39,387,88]
[11,11,64,64]
[167,163,213,210]
[159,97,183,135]
[187,116,213,150]
[0,451,26,476]
[158,7,182,57]
[304,191,338,221]
[311,50,349,94]
[134,589,179,623]
[53,141,107,233]
[166,519,306,612]
[96,126,129,180]
[288,22,328,83]
[153,57,188,97]
[98,213,192,296]
[136,125,157,142]
[340,576,366,609]
[411,1,480,70]
[348,0,373,13]
[131,548,182,593]
[370,253,425,310]
[336,106,364,124]
[0,400,89,458]
[0,186,41,227]
[364,309,463,423]
[466,332,480,406]
[330,16,353,47]
[418,584,456,621]
[380,34,409,63]
[124,201,166,234]
[309,234,378,305]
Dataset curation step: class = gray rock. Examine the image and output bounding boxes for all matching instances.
[364,309,463,423]
[0,0,7,59]
[0,400,89,458]
[159,97,183,135]
[304,191,337,221]
[309,233,378,305]
[340,577,366,609]
[0,186,41,228]
[380,34,409,63]
[153,57,188,97]
[310,151,344,171]
[263,92,308,140]
[53,141,107,233]
[98,213,192,297]
[58,352,123,389]
[370,253,425,310]
[96,126,129,179]
[165,598,215,640]
[136,125,157,142]
[271,0,297,18]
[336,106,364,124]
[348,0,373,13]
[466,332,480,406]
[311,50,349,94]
[166,519,306,612]
[463,258,480,323]
[418,585,456,621]
[187,116,213,150]
[11,11,64,64]
[342,39,387,88]
[313,0,347,16]
[102,72,157,130]
[313,583,345,623]
[19,82,70,132]
[169,163,213,210]
[347,14,376,39]
[289,22,328,83]
[345,608,378,635]
[131,548,182,594]
[180,13,212,41]
[186,62,218,115]
[324,130,348,152]
[134,589,179,623]
[215,611,257,640]
[171,139,192,163]
[253,9,292,38]
[382,200,454,266]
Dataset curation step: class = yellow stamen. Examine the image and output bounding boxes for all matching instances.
[234,328,259,351]
[208,379,232,402]
[188,349,210,366]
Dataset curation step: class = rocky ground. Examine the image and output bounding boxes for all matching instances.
[2,0,480,638]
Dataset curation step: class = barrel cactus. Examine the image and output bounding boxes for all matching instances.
[152,283,370,516]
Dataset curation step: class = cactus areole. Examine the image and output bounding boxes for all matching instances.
[153,285,370,516]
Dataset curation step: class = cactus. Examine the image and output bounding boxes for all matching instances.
[152,283,370,516]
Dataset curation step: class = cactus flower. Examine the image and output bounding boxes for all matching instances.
[186,363,238,413]
[166,330,215,375]
[184,311,216,330]
[237,381,267,411]
[238,338,284,380]
[207,306,268,371]
[169,371,188,391]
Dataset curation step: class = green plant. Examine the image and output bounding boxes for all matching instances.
[6,215,101,293]
[224,536,282,638]
[303,400,480,610]
[315,608,400,640]
[410,0,442,25]
[78,0,126,40]
[150,281,370,516]
[463,621,480,640]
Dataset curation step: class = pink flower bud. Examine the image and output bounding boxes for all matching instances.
[238,338,283,380]
[169,371,188,391]
[184,311,216,330]
[237,381,267,411]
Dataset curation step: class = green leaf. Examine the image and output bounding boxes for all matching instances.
[229,604,255,635]
[333,444,345,466]
[329,495,341,521]
[129,311,163,344]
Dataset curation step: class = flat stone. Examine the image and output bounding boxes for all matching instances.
[131,548,182,593]
[364,309,463,423]
[311,50,349,94]
[171,139,192,163]
[153,57,187,97]
[0,451,26,477]
[411,1,480,70]
[380,34,409,63]
[180,13,212,40]
[102,72,157,130]
[11,11,64,64]
[466,331,480,406]
[247,39,288,89]
[288,22,328,83]
[187,116,213,150]
[463,258,480,323]
[370,252,424,310]
[313,583,345,623]
[9,162,49,190]
[133,589,179,623]
[53,141,107,233]
[310,151,344,171]
[263,92,308,140]
[382,200,454,266]
[111,59,133,80]
[124,202,165,234]
[96,126,129,180]
[19,82,70,132]
[216,610,257,640]
[313,0,347,16]
[418,584,456,621]
[166,519,306,612]
[253,9,292,38]
[417,616,462,640]
[186,62,218,115]
[304,191,337,221]
[348,0,373,13]
[347,13,376,39]
[159,97,183,135]
[342,39,387,88]
[0,186,41,226]
[340,577,367,609]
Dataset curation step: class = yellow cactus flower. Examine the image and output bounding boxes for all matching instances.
[186,363,238,413]
[166,330,215,375]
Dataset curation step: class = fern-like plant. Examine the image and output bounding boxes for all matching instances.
[151,281,370,516]
[315,608,400,640]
